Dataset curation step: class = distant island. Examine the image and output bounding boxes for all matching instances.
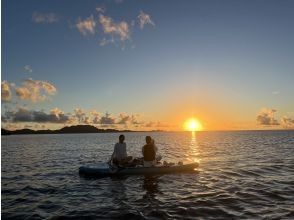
[1,125,163,135]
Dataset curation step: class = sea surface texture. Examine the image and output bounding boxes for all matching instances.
[2,131,294,219]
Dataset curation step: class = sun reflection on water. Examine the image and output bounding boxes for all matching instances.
[189,131,201,164]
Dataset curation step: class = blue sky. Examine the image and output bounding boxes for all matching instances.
[2,0,294,130]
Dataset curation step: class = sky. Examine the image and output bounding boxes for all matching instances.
[1,0,294,131]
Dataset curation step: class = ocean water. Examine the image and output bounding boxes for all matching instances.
[1,131,294,219]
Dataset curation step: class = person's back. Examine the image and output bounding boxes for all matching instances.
[142,136,156,167]
[111,135,132,166]
[113,142,127,161]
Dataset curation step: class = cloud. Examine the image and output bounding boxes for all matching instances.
[32,12,59,24]
[76,15,96,35]
[3,107,70,123]
[50,108,70,123]
[145,121,171,128]
[272,91,280,95]
[2,123,23,131]
[1,81,12,102]
[257,108,280,126]
[24,124,46,130]
[15,78,57,102]
[96,6,106,13]
[281,117,294,128]
[117,113,140,125]
[138,11,155,29]
[90,110,101,124]
[99,112,115,124]
[74,108,87,123]
[2,114,8,123]
[99,14,130,42]
[1,106,175,131]
[73,10,155,48]
[24,65,33,73]
[99,38,115,46]
[145,121,154,127]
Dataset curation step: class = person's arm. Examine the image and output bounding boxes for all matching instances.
[123,143,127,158]
[108,144,116,164]
[111,144,117,160]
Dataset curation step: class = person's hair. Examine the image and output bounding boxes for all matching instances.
[146,136,152,144]
[119,135,125,143]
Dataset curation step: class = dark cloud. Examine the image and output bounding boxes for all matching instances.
[4,107,70,123]
[117,113,131,124]
[145,121,171,128]
[99,113,115,124]
[2,106,167,130]
[257,108,280,126]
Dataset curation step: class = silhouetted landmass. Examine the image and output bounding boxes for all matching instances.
[2,128,55,135]
[1,125,162,135]
[2,129,12,135]
[58,125,100,133]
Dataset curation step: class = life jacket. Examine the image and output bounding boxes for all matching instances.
[143,144,156,161]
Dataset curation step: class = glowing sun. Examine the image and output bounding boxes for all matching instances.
[184,118,203,131]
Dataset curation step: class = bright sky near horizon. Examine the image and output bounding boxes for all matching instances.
[1,0,294,131]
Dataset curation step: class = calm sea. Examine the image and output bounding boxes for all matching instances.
[1,131,294,219]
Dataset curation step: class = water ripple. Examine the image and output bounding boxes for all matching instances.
[2,131,294,219]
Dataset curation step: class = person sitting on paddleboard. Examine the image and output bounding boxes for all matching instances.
[111,135,132,166]
[142,136,157,167]
[151,139,162,162]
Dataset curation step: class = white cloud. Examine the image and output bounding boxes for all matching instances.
[1,81,12,102]
[15,78,57,102]
[32,12,59,24]
[272,91,280,95]
[257,108,280,126]
[99,14,130,42]
[24,65,33,73]
[96,6,105,13]
[76,15,96,36]
[99,37,115,46]
[138,11,155,29]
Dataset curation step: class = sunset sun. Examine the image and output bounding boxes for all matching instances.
[184,118,203,131]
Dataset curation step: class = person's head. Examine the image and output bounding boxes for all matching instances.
[146,136,152,144]
[119,135,125,143]
[151,139,155,145]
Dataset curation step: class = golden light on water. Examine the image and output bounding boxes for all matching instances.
[184,118,203,131]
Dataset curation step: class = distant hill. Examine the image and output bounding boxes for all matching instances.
[1,125,134,135]
[58,125,101,133]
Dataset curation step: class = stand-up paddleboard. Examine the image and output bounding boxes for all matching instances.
[79,162,199,177]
